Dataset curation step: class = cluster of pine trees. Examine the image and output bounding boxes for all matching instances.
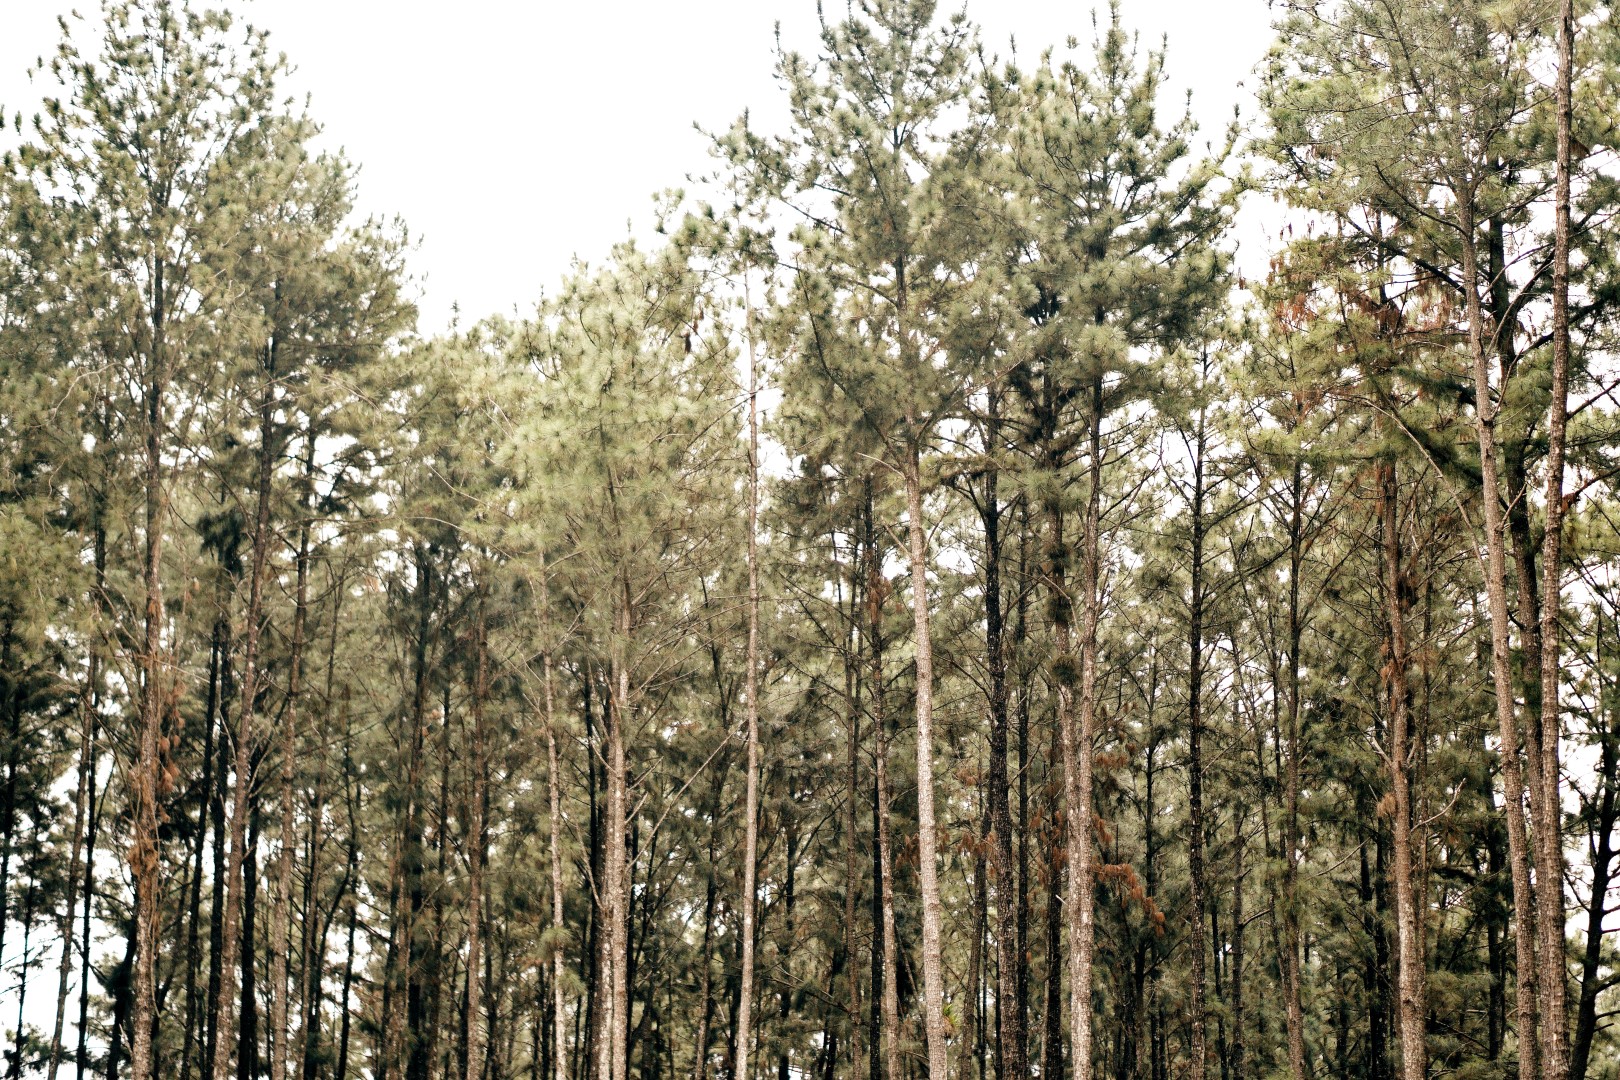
[3,2,1618,1080]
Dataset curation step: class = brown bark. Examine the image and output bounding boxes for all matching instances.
[865,483,903,1080]
[901,443,951,1080]
[1458,197,1544,1080]
[540,573,569,1080]
[980,403,1028,1079]
[1054,377,1103,1080]
[466,598,491,1080]
[843,520,865,1080]
[211,347,280,1080]
[735,294,764,1080]
[1380,461,1426,1080]
[271,444,316,1080]
[47,659,97,1080]
[1282,457,1309,1080]
[130,258,170,1080]
[1184,406,1210,1080]
[1535,7,1575,1079]
[1570,610,1617,1080]
[601,588,632,1080]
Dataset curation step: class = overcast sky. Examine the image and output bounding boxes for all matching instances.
[0,1,1279,334]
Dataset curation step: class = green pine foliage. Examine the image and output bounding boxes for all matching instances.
[3,3,1620,1080]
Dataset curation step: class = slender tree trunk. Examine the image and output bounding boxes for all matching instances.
[602,589,632,1080]
[1282,458,1309,1080]
[47,664,98,1080]
[1380,461,1426,1080]
[78,510,108,1080]
[691,764,727,1080]
[901,442,951,1080]
[13,878,38,1080]
[1535,9,1575,1080]
[131,266,172,1080]
[842,530,865,1080]
[1042,759,1065,1080]
[735,294,764,1080]
[0,627,16,1029]
[212,350,280,1080]
[1458,199,1543,1080]
[208,613,234,1080]
[1185,408,1210,1080]
[1015,504,1033,1072]
[541,579,569,1080]
[80,721,104,1079]
[1230,815,1245,1080]
[466,598,492,1080]
[241,800,264,1080]
[184,618,223,1080]
[1570,621,1617,1080]
[300,585,346,1080]
[980,404,1027,1079]
[865,483,903,1080]
[336,740,361,1080]
[271,446,316,1080]
[108,915,136,1080]
[1052,377,1102,1080]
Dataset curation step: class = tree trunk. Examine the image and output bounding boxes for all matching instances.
[1380,461,1426,1080]
[1185,406,1210,1080]
[1042,760,1065,1080]
[842,526,865,1080]
[1015,505,1033,1073]
[735,296,764,1080]
[131,262,172,1080]
[1535,9,1575,1080]
[1282,458,1309,1080]
[1458,198,1543,1080]
[541,570,569,1080]
[466,598,492,1080]
[211,351,279,1080]
[47,655,98,1080]
[241,800,263,1080]
[1052,376,1103,1080]
[901,443,951,1080]
[1231,815,1245,1080]
[271,448,315,1080]
[1570,622,1617,1080]
[79,514,108,1080]
[980,403,1027,1080]
[865,483,903,1080]
[602,589,632,1080]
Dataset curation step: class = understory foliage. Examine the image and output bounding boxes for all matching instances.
[3,3,1620,1080]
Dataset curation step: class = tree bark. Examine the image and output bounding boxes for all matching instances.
[466,597,491,1080]
[1570,614,1617,1080]
[734,293,764,1080]
[865,483,903,1080]
[602,589,632,1080]
[1535,8,1575,1080]
[1458,197,1543,1080]
[271,444,316,1080]
[211,346,280,1080]
[1380,461,1426,1080]
[130,256,171,1080]
[541,570,569,1080]
[1184,404,1210,1080]
[1053,376,1103,1080]
[901,442,951,1080]
[47,651,98,1080]
[980,402,1028,1079]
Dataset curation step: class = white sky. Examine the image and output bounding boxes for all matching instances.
[0,0,1279,334]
